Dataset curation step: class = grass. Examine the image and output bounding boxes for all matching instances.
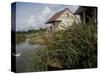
[28,33,45,45]
[30,21,97,71]
[16,33,26,44]
[16,29,46,44]
[16,19,97,71]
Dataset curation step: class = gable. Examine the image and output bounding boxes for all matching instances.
[57,9,78,23]
[45,8,79,24]
[57,10,78,22]
[45,9,66,24]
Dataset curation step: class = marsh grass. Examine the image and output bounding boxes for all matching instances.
[30,20,97,71]
[16,33,26,44]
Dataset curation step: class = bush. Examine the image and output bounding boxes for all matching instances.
[31,21,97,71]
[16,33,26,44]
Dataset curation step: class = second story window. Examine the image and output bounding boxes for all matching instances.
[67,13,69,17]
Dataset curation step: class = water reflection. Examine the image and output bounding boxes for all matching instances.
[16,42,40,72]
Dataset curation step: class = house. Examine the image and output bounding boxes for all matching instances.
[45,8,79,32]
[74,6,97,24]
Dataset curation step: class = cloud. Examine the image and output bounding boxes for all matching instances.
[27,15,35,25]
[16,3,79,31]
[42,6,53,20]
[42,6,51,16]
[26,6,52,30]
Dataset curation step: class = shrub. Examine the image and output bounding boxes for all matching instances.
[31,21,97,71]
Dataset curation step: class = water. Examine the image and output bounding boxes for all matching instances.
[16,42,39,54]
[16,41,41,72]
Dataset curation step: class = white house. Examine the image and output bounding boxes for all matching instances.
[45,8,80,32]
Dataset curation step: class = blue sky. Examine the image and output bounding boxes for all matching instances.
[15,2,79,31]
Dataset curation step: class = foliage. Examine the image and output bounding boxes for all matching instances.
[16,33,26,44]
[46,22,97,69]
[16,28,46,44]
[31,21,97,71]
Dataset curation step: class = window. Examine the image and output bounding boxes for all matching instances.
[67,13,69,17]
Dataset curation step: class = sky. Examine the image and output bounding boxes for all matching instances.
[15,2,79,31]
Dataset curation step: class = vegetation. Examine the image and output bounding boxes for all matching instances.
[16,33,26,44]
[27,31,47,45]
[30,21,97,71]
[16,20,97,71]
[16,28,46,44]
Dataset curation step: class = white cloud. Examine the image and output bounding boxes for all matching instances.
[42,6,56,23]
[27,15,45,25]
[16,3,79,31]
[27,15,35,25]
[42,6,51,17]
[26,6,52,30]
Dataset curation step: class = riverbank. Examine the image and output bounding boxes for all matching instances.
[16,21,97,72]
[16,33,26,44]
[26,32,49,45]
[16,30,47,45]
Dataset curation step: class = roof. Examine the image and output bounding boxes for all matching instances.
[45,8,71,24]
[74,6,97,15]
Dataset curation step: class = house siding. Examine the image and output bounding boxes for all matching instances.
[56,11,78,30]
[46,8,80,32]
